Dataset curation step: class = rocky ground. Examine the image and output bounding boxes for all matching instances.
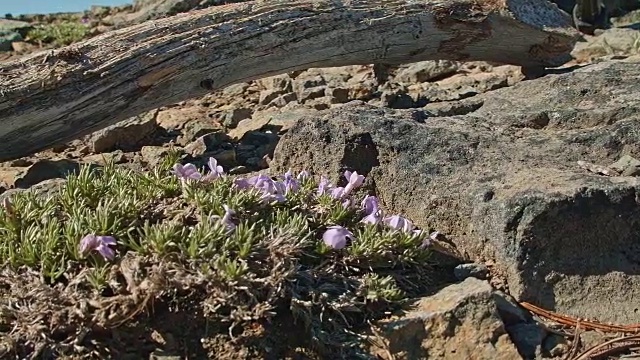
[3,0,640,359]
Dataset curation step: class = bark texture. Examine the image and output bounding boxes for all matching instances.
[0,0,579,161]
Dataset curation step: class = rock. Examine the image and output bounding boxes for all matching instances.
[372,278,521,359]
[491,290,532,326]
[258,89,282,105]
[140,146,180,169]
[177,121,221,146]
[0,19,31,52]
[0,31,21,52]
[222,82,250,97]
[423,98,484,117]
[156,106,211,131]
[10,41,32,53]
[267,92,297,108]
[270,60,640,324]
[454,262,489,280]
[221,108,252,128]
[297,86,327,103]
[266,108,316,133]
[610,155,640,176]
[82,151,127,166]
[394,60,460,83]
[205,148,236,169]
[505,323,547,359]
[572,28,640,62]
[5,159,88,189]
[326,87,350,103]
[228,114,273,140]
[257,74,292,93]
[183,132,229,157]
[0,178,67,202]
[87,110,161,153]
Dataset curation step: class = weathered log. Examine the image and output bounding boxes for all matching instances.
[0,0,579,161]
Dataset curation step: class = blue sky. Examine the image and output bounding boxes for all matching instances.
[1,0,132,16]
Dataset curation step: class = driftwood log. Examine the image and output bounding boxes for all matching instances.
[0,0,579,162]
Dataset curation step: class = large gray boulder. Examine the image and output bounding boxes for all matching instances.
[0,19,31,52]
[270,59,640,324]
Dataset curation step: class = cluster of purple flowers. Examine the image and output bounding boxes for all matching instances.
[317,173,433,250]
[78,156,433,260]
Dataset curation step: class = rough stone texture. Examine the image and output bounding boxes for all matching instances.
[0,19,31,52]
[86,110,162,154]
[271,59,640,324]
[373,278,521,360]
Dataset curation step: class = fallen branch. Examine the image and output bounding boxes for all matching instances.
[520,302,640,333]
[571,334,640,360]
[0,0,579,161]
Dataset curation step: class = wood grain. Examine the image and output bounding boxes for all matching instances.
[0,0,579,161]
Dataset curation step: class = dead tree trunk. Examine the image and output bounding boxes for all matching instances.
[0,0,579,161]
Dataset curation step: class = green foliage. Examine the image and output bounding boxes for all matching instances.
[0,155,434,357]
[26,21,90,46]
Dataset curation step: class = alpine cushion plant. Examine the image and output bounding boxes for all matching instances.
[0,152,440,359]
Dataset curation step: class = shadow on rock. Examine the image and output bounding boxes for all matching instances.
[270,60,640,325]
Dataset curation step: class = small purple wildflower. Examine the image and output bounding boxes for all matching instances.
[211,204,237,232]
[361,211,382,225]
[297,170,310,181]
[343,170,365,195]
[382,215,415,233]
[317,176,333,196]
[330,187,345,199]
[254,175,287,203]
[359,195,382,225]
[283,170,300,194]
[361,195,379,215]
[79,234,117,260]
[236,174,287,203]
[322,225,354,250]
[202,157,225,181]
[233,177,252,189]
[172,163,202,182]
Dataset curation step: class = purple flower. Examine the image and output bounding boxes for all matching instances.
[297,170,310,181]
[255,175,287,202]
[361,195,379,215]
[172,163,202,181]
[382,215,415,233]
[211,204,236,232]
[233,177,252,189]
[283,170,300,194]
[322,225,354,250]
[203,157,225,181]
[343,170,365,195]
[359,195,382,225]
[237,174,287,203]
[330,187,345,199]
[318,176,335,196]
[79,234,117,260]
